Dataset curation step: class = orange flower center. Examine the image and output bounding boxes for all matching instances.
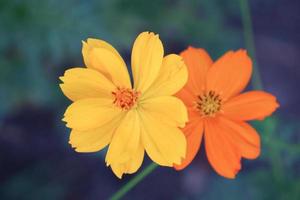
[196,90,222,117]
[112,87,140,110]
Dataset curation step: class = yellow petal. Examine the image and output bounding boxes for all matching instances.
[139,96,188,128]
[142,54,188,99]
[124,144,144,174]
[131,32,164,92]
[139,109,186,166]
[110,144,144,179]
[82,39,131,88]
[69,114,123,152]
[106,110,141,165]
[59,68,115,101]
[63,98,121,131]
[110,163,125,179]
[82,39,121,67]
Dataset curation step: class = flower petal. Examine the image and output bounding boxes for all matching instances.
[59,68,115,101]
[139,96,188,128]
[69,115,123,152]
[204,118,241,179]
[139,110,186,166]
[176,88,197,108]
[63,98,121,131]
[180,46,213,93]
[142,54,187,98]
[218,116,260,159]
[222,91,279,121]
[82,38,121,67]
[174,119,204,170]
[131,32,164,92]
[110,144,144,179]
[206,50,252,100]
[82,39,131,87]
[106,110,141,165]
[122,144,144,174]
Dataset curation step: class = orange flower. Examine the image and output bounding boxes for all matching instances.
[174,46,279,178]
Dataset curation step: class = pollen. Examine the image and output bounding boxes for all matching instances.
[112,87,140,110]
[196,90,222,117]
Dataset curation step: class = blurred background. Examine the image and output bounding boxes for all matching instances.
[0,0,299,199]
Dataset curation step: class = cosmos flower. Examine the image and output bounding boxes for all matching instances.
[174,47,279,178]
[60,32,188,178]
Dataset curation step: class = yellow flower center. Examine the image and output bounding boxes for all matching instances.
[196,90,222,117]
[112,87,140,110]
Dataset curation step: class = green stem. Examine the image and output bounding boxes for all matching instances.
[109,163,158,200]
[240,0,263,90]
[240,0,286,189]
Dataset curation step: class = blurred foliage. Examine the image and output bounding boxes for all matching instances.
[0,0,299,199]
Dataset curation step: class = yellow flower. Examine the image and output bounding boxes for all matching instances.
[60,32,188,178]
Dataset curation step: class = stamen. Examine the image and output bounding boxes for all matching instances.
[196,90,222,117]
[112,87,140,110]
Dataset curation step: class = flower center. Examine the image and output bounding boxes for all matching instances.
[112,87,140,110]
[196,90,222,117]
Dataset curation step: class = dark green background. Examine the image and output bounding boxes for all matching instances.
[0,0,299,199]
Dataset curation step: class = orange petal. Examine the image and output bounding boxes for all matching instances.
[169,94,200,126]
[174,119,203,170]
[180,46,213,93]
[223,91,279,121]
[218,116,260,159]
[204,118,241,179]
[176,88,196,108]
[206,50,252,100]
[186,107,201,123]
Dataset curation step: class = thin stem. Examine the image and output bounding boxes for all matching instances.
[240,0,286,189]
[240,0,263,90]
[109,163,158,200]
